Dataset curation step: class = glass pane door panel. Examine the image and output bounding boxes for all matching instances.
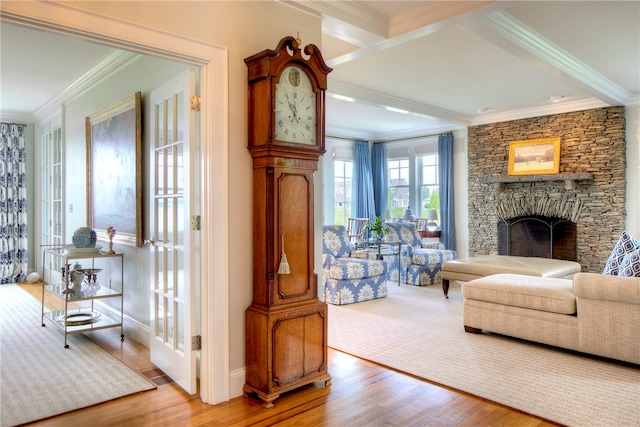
[176,144,184,194]
[176,304,184,352]
[166,247,175,295]
[155,103,165,149]
[176,92,184,141]
[166,299,174,346]
[167,98,174,145]
[155,292,164,338]
[176,251,184,300]
[156,151,165,195]
[156,262,165,291]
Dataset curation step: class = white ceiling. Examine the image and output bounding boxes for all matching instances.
[1,1,639,140]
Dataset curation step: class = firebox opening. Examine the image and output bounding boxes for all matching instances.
[498,215,577,261]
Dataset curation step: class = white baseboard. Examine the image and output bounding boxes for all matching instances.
[94,300,150,347]
[230,367,246,399]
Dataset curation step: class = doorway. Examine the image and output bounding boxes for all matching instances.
[1,5,229,404]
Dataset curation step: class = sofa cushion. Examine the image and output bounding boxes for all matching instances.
[618,249,640,277]
[412,248,456,266]
[462,274,576,314]
[602,231,640,275]
[328,258,386,280]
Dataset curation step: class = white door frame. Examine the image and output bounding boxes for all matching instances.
[1,2,230,404]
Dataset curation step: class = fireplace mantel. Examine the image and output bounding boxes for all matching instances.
[480,173,593,190]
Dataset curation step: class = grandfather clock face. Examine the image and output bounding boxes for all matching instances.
[274,65,317,145]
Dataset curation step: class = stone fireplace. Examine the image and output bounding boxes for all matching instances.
[467,106,626,273]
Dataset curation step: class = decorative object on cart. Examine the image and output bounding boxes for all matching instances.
[63,244,103,255]
[57,311,101,326]
[86,92,142,247]
[244,35,332,408]
[80,268,103,284]
[106,226,117,254]
[508,137,560,176]
[363,216,390,241]
[403,206,416,221]
[72,226,97,248]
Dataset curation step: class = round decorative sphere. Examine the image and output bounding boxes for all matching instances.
[72,227,97,248]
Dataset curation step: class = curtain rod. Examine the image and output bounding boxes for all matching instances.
[0,122,28,127]
[326,132,452,144]
[326,135,358,142]
[374,131,452,144]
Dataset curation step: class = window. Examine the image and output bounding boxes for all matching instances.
[386,138,439,221]
[39,119,64,274]
[418,154,439,221]
[333,160,352,226]
[387,158,409,218]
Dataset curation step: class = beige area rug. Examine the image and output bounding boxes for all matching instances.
[327,282,640,426]
[0,284,156,427]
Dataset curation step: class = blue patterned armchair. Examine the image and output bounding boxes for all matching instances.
[322,225,388,305]
[385,221,457,286]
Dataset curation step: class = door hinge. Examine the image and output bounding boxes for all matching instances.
[192,335,201,351]
[191,215,201,231]
[190,96,201,111]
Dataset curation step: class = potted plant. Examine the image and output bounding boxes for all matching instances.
[364,216,390,241]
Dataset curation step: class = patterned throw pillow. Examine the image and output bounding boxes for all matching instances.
[602,231,640,275]
[618,249,640,277]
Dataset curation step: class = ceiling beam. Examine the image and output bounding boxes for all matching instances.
[328,80,471,127]
[463,10,630,106]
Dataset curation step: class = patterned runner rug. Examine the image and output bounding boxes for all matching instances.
[0,284,156,426]
[328,282,640,426]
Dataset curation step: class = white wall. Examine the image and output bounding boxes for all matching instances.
[626,106,640,237]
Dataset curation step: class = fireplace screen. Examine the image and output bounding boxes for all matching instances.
[498,216,577,261]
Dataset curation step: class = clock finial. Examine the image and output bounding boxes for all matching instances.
[296,31,301,46]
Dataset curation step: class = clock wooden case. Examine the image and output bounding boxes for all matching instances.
[243,36,332,408]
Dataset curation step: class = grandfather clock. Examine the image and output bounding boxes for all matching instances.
[243,36,332,407]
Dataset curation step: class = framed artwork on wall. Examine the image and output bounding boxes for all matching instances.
[508,137,560,176]
[85,92,142,247]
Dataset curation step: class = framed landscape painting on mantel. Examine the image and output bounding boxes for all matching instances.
[508,137,560,176]
[86,92,142,247]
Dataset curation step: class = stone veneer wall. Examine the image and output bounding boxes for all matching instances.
[467,106,626,273]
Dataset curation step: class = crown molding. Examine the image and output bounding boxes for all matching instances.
[626,94,640,108]
[470,98,610,127]
[33,50,140,122]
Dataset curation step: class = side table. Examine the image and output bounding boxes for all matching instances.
[362,241,402,286]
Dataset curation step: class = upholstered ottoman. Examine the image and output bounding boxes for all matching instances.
[441,255,581,297]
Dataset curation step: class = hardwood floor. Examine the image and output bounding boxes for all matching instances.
[20,284,558,426]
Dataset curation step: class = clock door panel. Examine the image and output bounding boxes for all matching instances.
[272,306,327,387]
[275,170,315,304]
